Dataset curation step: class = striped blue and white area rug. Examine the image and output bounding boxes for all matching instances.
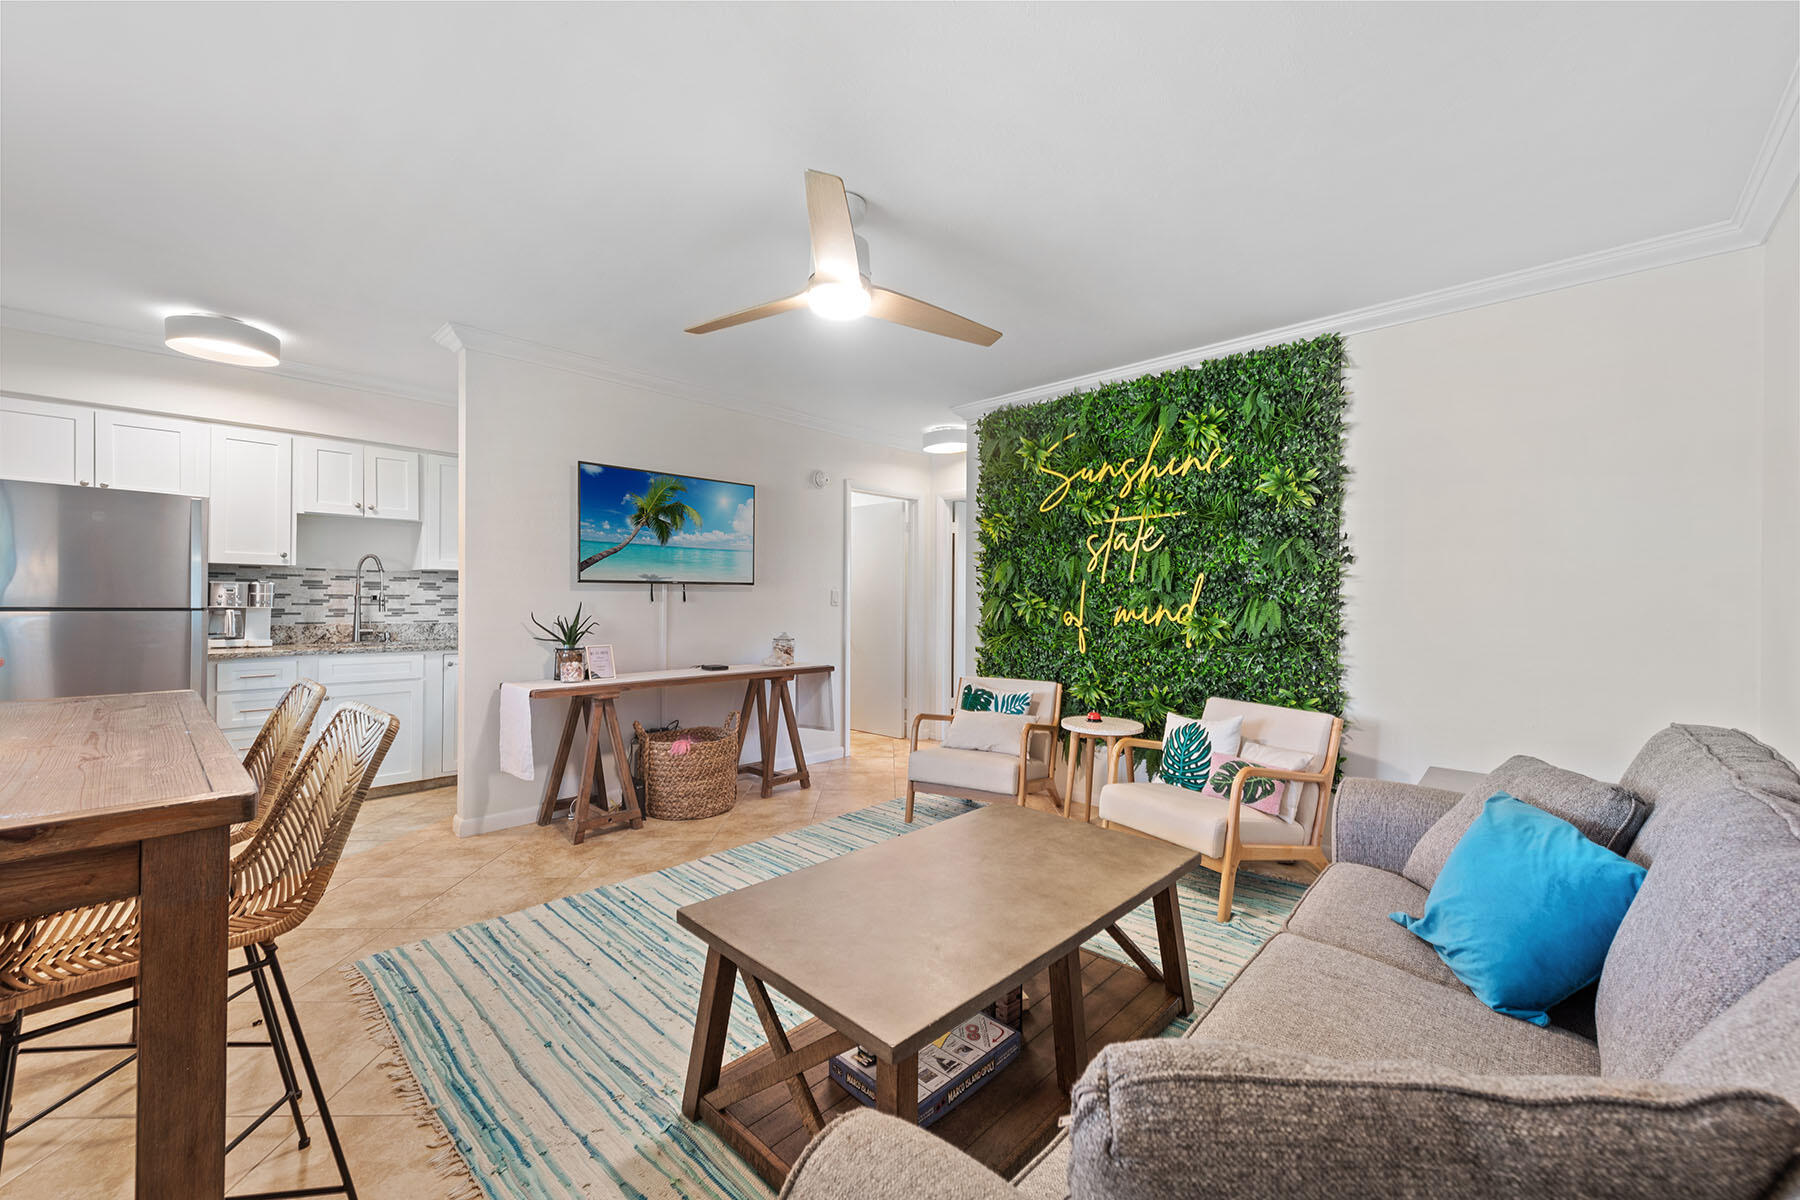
[352,795,1309,1200]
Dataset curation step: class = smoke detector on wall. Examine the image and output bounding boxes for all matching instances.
[809,470,832,489]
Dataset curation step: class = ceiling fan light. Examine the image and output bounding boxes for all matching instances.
[806,280,870,321]
[163,314,280,366]
[922,426,968,455]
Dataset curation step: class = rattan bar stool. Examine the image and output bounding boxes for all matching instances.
[0,701,399,1200]
[235,678,327,844]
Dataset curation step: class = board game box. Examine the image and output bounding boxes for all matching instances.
[828,1011,1022,1128]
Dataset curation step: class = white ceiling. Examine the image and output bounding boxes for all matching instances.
[2,3,1795,445]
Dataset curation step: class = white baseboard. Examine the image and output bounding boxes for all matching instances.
[453,802,540,838]
[452,745,849,837]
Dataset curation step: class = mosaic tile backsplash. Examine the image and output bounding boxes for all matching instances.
[208,566,458,626]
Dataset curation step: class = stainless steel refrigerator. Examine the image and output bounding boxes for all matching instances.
[0,479,208,702]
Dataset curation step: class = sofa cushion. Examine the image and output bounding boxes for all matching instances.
[1402,754,1647,889]
[1195,934,1601,1075]
[1067,1038,1800,1200]
[1096,781,1310,858]
[1286,862,1459,988]
[1620,724,1800,867]
[1595,728,1800,1080]
[1660,958,1800,1109]
[908,746,1048,795]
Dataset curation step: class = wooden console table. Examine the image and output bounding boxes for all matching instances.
[0,690,257,1198]
[520,663,833,844]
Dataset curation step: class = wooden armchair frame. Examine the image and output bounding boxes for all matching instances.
[1106,714,1343,922]
[904,683,1064,822]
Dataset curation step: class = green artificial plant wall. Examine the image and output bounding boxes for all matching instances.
[974,333,1349,733]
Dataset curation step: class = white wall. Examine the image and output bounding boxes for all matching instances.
[1342,248,1767,780]
[0,326,456,450]
[454,338,940,834]
[1762,184,1800,754]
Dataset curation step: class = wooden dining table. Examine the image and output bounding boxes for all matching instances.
[0,689,256,1197]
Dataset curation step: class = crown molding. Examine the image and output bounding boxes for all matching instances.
[1732,61,1800,241]
[955,219,1755,421]
[433,322,922,453]
[955,75,1800,424]
[0,306,457,409]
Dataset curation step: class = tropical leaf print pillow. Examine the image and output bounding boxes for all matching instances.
[1207,759,1281,809]
[1160,720,1214,792]
[1202,742,1316,820]
[961,684,1032,715]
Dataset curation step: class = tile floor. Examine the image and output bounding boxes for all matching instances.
[0,730,1313,1198]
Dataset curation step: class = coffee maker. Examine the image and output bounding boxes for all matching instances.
[208,580,273,648]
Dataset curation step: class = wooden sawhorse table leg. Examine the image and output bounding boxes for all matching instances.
[534,695,644,844]
[735,674,813,798]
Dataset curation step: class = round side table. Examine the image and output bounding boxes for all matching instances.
[1060,714,1145,823]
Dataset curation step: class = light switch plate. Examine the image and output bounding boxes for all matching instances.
[830,588,840,606]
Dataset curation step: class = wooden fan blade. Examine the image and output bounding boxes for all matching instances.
[804,169,861,284]
[867,287,1002,346]
[685,292,807,334]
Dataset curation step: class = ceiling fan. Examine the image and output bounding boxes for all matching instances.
[685,170,1001,346]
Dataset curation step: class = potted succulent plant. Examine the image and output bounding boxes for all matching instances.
[531,604,600,682]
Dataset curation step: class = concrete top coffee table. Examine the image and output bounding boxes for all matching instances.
[676,803,1201,1186]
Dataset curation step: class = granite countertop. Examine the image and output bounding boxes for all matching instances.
[209,638,458,661]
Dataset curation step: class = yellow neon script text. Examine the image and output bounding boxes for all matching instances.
[1036,426,1232,513]
[1064,572,1208,653]
[1085,507,1183,583]
[1112,573,1206,633]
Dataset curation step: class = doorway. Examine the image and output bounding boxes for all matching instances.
[848,488,913,738]
[945,497,968,699]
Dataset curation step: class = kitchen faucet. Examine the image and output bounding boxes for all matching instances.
[353,553,387,643]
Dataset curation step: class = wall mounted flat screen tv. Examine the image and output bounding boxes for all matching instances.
[577,462,755,585]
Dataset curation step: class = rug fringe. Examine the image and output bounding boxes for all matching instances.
[344,965,486,1200]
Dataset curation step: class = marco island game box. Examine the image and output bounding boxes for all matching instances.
[828,1011,1022,1127]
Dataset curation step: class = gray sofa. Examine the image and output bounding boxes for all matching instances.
[780,725,1800,1200]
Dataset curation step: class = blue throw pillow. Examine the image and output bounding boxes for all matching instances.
[1391,793,1646,1026]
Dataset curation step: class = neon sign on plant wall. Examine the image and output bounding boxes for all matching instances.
[973,332,1349,730]
[1035,425,1231,653]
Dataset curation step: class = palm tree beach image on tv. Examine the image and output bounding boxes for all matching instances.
[577,462,755,584]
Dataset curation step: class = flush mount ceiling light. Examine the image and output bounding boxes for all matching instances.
[163,314,281,367]
[922,426,968,455]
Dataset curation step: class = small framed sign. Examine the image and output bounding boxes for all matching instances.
[585,643,616,680]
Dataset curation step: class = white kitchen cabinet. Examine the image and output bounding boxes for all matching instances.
[320,679,425,787]
[441,653,459,776]
[365,447,421,521]
[294,436,365,516]
[418,453,458,568]
[295,436,420,522]
[313,653,426,787]
[0,396,93,486]
[210,426,293,565]
[94,409,211,496]
[211,651,442,790]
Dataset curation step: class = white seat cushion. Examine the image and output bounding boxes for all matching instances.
[909,745,1049,795]
[1097,780,1310,858]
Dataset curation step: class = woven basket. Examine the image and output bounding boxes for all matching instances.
[636,712,741,820]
